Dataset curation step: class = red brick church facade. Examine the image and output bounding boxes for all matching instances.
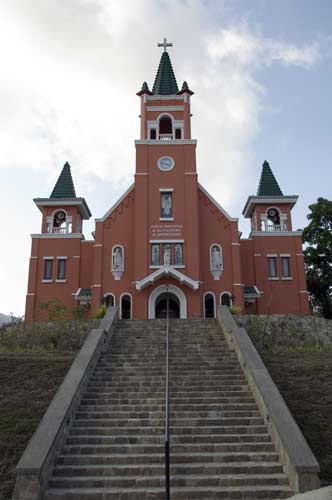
[25,43,310,321]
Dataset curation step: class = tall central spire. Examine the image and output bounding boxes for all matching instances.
[152,38,178,95]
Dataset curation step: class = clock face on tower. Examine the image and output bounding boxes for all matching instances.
[157,156,174,172]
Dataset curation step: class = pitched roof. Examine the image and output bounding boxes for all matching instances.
[244,286,261,298]
[152,51,178,95]
[51,162,76,198]
[257,161,283,197]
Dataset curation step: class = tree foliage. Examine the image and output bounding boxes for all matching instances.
[303,197,332,318]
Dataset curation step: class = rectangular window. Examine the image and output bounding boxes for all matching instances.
[175,128,182,139]
[150,129,156,140]
[57,259,66,280]
[162,243,171,265]
[281,256,291,277]
[268,257,277,278]
[151,244,160,265]
[44,259,53,280]
[161,192,172,218]
[174,243,183,265]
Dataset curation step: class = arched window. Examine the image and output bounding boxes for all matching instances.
[52,210,67,234]
[103,293,115,308]
[159,115,173,139]
[220,292,232,307]
[112,245,124,280]
[210,244,223,280]
[266,207,281,230]
[204,292,216,318]
[120,293,132,319]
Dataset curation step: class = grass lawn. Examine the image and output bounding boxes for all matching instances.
[0,353,74,500]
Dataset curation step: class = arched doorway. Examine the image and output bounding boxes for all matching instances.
[155,292,180,319]
[103,293,115,308]
[148,285,187,319]
[120,294,132,319]
[221,292,232,307]
[204,292,216,318]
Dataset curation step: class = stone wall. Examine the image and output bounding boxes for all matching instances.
[235,314,332,349]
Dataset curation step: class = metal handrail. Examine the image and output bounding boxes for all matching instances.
[165,285,170,499]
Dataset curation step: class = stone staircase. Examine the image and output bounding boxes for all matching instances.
[45,319,293,499]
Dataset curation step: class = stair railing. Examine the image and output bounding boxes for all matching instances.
[165,284,170,500]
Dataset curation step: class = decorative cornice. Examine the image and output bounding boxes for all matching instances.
[250,230,302,237]
[31,233,83,239]
[135,265,199,291]
[135,140,197,145]
[242,195,298,218]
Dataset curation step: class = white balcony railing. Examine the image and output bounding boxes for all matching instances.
[159,134,173,140]
[53,227,67,234]
[266,224,287,232]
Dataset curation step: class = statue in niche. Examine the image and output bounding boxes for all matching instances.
[210,245,222,280]
[211,246,222,269]
[113,247,123,270]
[112,246,124,280]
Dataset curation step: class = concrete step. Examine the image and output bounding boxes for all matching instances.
[51,460,284,478]
[45,485,291,500]
[69,425,268,436]
[57,451,279,466]
[66,433,273,446]
[62,442,276,455]
[72,416,265,428]
[75,409,261,419]
[79,402,258,412]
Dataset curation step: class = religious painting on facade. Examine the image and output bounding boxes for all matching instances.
[174,243,183,265]
[163,243,171,265]
[161,192,172,218]
[151,244,160,265]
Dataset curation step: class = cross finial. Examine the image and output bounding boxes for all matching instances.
[158,37,173,52]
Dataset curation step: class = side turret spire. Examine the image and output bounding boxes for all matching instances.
[51,162,76,198]
[257,161,283,197]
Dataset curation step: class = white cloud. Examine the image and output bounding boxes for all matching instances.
[207,22,321,68]
[0,0,325,315]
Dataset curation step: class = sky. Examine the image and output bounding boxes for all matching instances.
[1,0,332,316]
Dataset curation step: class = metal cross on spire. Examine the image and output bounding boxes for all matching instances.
[158,37,173,52]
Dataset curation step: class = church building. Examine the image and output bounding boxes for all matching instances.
[25,41,310,321]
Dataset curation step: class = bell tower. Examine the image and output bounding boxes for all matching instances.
[133,39,201,317]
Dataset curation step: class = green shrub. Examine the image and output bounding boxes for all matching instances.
[94,305,107,319]
[229,305,241,315]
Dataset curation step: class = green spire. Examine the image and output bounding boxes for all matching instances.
[136,81,152,96]
[152,51,178,95]
[257,161,283,196]
[50,162,76,198]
